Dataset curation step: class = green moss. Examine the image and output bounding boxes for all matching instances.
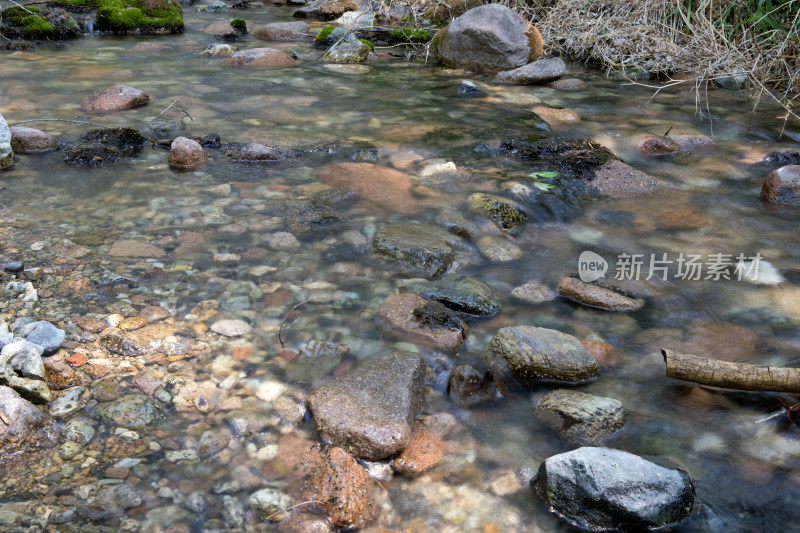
[431,30,441,52]
[358,38,374,50]
[56,0,186,33]
[316,25,335,42]
[390,27,432,42]
[3,7,55,37]
[230,17,246,32]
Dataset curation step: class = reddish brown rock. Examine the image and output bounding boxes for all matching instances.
[580,340,624,368]
[203,20,242,41]
[44,354,81,389]
[225,48,298,68]
[254,21,310,41]
[119,317,147,332]
[302,447,376,529]
[9,126,58,153]
[82,85,150,113]
[173,231,208,257]
[687,319,756,362]
[65,352,88,367]
[278,509,334,533]
[75,316,107,334]
[318,162,417,215]
[637,135,680,156]
[532,106,580,125]
[393,427,445,474]
[388,151,424,170]
[761,165,800,206]
[167,136,206,170]
[108,239,165,258]
[131,42,170,51]
[557,275,644,312]
[656,209,709,230]
[379,293,469,351]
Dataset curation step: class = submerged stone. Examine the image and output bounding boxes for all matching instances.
[533,447,695,530]
[62,127,145,167]
[380,293,469,351]
[468,193,528,233]
[95,393,163,428]
[535,390,627,444]
[306,351,425,460]
[374,222,455,277]
[407,274,502,317]
[495,57,566,84]
[447,365,499,406]
[557,275,645,311]
[485,326,599,387]
[9,126,58,153]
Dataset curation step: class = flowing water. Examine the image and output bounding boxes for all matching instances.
[2,4,800,532]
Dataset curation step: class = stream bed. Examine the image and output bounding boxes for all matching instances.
[2,3,800,532]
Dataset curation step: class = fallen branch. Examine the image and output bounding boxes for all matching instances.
[662,349,800,393]
[8,118,107,128]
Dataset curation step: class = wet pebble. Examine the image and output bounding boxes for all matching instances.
[210,319,251,337]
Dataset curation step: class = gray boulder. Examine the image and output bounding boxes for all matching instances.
[0,112,12,170]
[307,351,425,460]
[0,386,57,464]
[533,447,695,530]
[495,57,566,84]
[485,326,599,387]
[374,222,456,277]
[535,390,627,444]
[435,4,543,73]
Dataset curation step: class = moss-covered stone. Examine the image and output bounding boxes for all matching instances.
[316,25,335,42]
[468,193,528,233]
[230,17,246,32]
[1,5,79,39]
[390,27,432,42]
[358,38,374,50]
[51,0,184,34]
[62,127,146,167]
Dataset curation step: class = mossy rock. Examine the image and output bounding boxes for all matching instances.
[0,6,80,40]
[468,193,528,233]
[390,27,432,42]
[62,127,146,167]
[50,0,184,34]
[230,17,246,32]
[316,25,335,42]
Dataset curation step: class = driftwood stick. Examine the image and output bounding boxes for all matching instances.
[8,118,107,128]
[662,349,800,393]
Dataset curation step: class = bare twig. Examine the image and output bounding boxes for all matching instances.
[154,100,192,122]
[0,412,9,426]
[261,500,327,522]
[278,299,316,348]
[8,118,108,127]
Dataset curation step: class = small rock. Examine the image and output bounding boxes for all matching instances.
[0,340,45,380]
[93,483,142,512]
[43,354,81,389]
[201,43,239,57]
[119,317,147,331]
[268,231,301,251]
[9,126,57,153]
[254,21,309,41]
[168,136,206,170]
[551,78,586,91]
[637,135,680,156]
[468,192,528,233]
[379,293,469,351]
[95,393,163,429]
[108,239,164,258]
[98,327,145,356]
[141,306,170,323]
[533,447,695,530]
[373,222,455,277]
[476,235,523,262]
[82,85,149,113]
[306,351,425,460]
[531,106,580,125]
[278,510,334,533]
[407,274,502,317]
[210,319,251,337]
[447,365,499,405]
[49,386,92,418]
[225,48,298,68]
[580,339,623,368]
[249,488,292,521]
[511,280,556,304]
[319,162,416,214]
[457,80,486,97]
[761,165,800,206]
[535,390,627,444]
[557,275,644,311]
[23,321,65,355]
[495,57,566,84]
[293,0,357,20]
[393,427,445,474]
[302,446,375,529]
[484,326,599,387]
[322,40,372,63]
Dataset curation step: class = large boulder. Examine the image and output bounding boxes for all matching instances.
[0,112,12,169]
[533,447,695,530]
[373,222,456,277]
[484,326,599,387]
[495,57,566,84]
[306,351,425,460]
[761,165,800,205]
[434,4,543,73]
[0,385,57,466]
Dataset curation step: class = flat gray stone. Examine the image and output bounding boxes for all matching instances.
[307,351,425,460]
[535,390,627,443]
[495,57,566,84]
[374,222,455,277]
